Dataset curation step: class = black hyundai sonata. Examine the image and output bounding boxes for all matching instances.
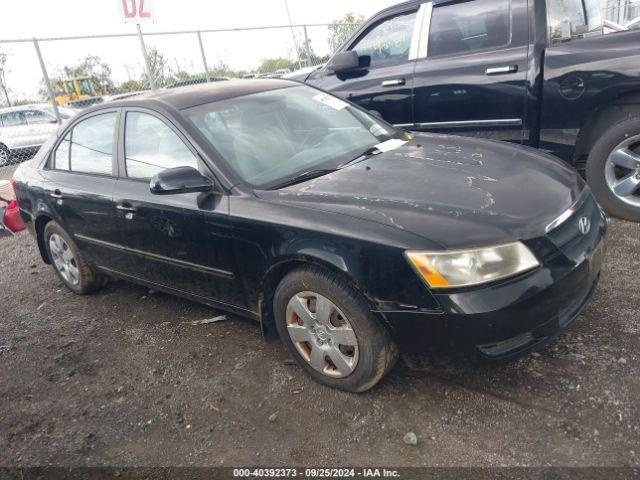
[12,80,606,392]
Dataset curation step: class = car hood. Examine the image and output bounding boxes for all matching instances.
[257,133,584,249]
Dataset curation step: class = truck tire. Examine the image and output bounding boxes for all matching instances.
[586,116,640,221]
[274,266,398,392]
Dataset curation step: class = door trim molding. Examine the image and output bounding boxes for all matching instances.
[74,234,235,279]
[397,118,523,129]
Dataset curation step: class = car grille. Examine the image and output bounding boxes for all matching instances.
[546,190,604,264]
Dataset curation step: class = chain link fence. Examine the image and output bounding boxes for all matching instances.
[0,22,360,173]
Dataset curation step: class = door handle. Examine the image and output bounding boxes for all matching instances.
[116,204,137,213]
[485,65,518,75]
[381,78,406,87]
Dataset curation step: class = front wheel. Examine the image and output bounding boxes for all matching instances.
[0,145,10,167]
[587,116,640,221]
[274,267,398,392]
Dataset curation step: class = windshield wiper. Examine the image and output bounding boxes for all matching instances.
[270,146,383,190]
[270,168,339,190]
[338,146,381,168]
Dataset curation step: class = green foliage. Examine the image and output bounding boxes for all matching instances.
[61,54,115,93]
[328,13,365,53]
[256,57,297,74]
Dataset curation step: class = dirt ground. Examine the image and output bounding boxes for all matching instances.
[0,205,639,467]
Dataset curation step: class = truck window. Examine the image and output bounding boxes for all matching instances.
[428,0,511,57]
[547,0,603,44]
[350,11,417,68]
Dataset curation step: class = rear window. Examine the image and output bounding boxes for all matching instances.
[546,0,604,44]
[52,112,117,175]
[428,0,511,57]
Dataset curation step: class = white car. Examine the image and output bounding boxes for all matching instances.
[628,16,640,30]
[0,104,76,166]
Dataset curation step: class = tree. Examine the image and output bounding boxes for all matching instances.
[62,54,115,93]
[146,47,173,87]
[0,51,11,107]
[257,57,297,74]
[328,13,365,53]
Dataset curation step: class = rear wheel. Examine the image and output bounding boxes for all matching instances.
[43,221,104,294]
[587,116,640,221]
[274,267,398,392]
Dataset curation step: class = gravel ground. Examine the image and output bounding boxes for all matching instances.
[0,217,639,468]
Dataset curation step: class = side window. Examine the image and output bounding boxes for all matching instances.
[350,11,417,68]
[125,112,199,180]
[53,112,117,175]
[429,0,511,57]
[54,132,71,171]
[546,0,604,44]
[25,109,55,125]
[1,112,25,127]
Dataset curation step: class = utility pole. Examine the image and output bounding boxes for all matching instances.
[283,0,303,69]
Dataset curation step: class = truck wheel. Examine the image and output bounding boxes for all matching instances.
[43,221,104,294]
[274,267,398,392]
[586,116,640,221]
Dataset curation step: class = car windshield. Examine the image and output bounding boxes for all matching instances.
[184,85,401,188]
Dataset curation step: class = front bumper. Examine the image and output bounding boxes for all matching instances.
[380,192,607,359]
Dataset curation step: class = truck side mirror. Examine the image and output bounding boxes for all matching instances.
[328,51,360,73]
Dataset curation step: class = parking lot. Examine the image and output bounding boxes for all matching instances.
[0,173,638,466]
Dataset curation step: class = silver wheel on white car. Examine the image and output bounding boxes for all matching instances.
[286,291,359,378]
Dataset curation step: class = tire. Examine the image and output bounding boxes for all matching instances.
[586,116,640,221]
[43,221,104,294]
[0,144,9,167]
[274,267,398,392]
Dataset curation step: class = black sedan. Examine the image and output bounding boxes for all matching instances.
[12,80,606,392]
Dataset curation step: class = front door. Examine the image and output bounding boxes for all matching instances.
[412,0,529,143]
[312,6,421,127]
[112,109,243,307]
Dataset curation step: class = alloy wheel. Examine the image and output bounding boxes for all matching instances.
[285,291,359,378]
[605,135,640,208]
[0,148,8,167]
[49,233,80,286]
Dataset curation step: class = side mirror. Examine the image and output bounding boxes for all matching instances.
[150,166,215,195]
[328,51,360,73]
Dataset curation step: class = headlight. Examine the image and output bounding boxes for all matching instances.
[405,242,539,289]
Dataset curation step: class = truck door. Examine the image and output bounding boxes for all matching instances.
[411,0,530,143]
[310,5,423,127]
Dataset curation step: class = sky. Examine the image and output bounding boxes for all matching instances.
[0,0,400,101]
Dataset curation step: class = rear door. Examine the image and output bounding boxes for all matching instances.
[112,108,242,307]
[0,111,28,149]
[311,5,424,127]
[23,109,59,148]
[411,0,529,143]
[43,109,121,269]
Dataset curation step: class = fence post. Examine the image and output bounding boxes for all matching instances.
[33,38,61,123]
[196,31,211,82]
[137,24,156,90]
[303,26,313,67]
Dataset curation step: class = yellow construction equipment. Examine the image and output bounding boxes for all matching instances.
[53,76,105,107]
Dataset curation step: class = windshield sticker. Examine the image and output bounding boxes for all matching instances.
[375,138,407,153]
[313,93,349,111]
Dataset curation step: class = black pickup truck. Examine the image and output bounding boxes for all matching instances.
[295,0,640,221]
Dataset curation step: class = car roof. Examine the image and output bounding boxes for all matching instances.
[102,78,297,111]
[0,104,54,114]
